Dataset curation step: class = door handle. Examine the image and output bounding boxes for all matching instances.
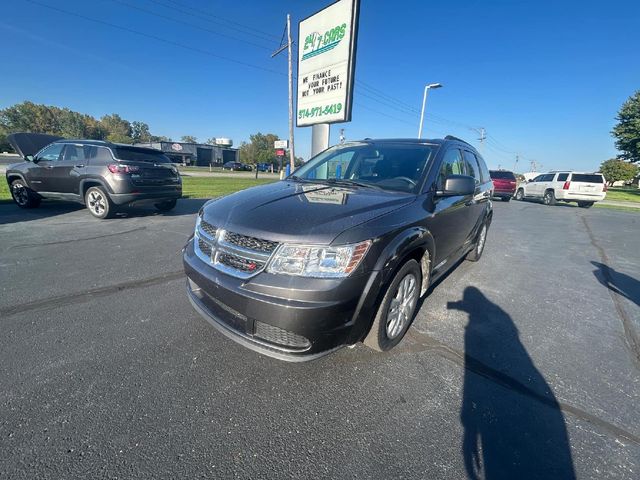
[45,165,54,169]
[75,164,85,168]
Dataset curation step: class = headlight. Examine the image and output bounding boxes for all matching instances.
[267,240,371,278]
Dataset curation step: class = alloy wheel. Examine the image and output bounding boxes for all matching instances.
[11,182,29,206]
[386,273,417,339]
[87,190,106,216]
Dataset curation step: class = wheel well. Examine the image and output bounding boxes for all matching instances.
[81,181,104,197]
[6,175,22,185]
[545,188,554,194]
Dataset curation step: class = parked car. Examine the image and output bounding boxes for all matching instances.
[183,136,493,361]
[223,161,251,171]
[489,169,517,201]
[6,133,182,219]
[256,163,273,172]
[515,171,607,207]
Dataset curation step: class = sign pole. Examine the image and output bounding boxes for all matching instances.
[287,14,296,171]
[311,124,330,156]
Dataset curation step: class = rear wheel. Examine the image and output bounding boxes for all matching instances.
[10,179,40,208]
[85,186,115,219]
[363,259,421,352]
[501,196,511,202]
[543,190,556,206]
[466,221,488,262]
[155,199,177,212]
[515,189,525,201]
[578,201,594,208]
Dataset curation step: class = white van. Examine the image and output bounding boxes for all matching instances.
[515,171,607,208]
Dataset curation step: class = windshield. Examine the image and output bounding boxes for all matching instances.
[113,147,172,163]
[291,142,435,193]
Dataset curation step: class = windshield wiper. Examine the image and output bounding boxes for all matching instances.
[323,178,383,190]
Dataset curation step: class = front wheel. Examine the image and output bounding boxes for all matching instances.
[363,259,421,352]
[10,179,41,208]
[85,186,115,219]
[515,189,525,201]
[578,201,594,208]
[155,199,177,212]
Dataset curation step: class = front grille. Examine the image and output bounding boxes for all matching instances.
[218,253,264,273]
[198,238,212,258]
[224,231,278,253]
[254,321,310,349]
[200,220,217,238]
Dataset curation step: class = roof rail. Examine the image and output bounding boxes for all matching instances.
[444,135,472,146]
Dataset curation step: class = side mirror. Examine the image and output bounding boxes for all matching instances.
[437,174,475,196]
[25,154,34,162]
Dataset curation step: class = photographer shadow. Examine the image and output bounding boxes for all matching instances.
[449,287,575,479]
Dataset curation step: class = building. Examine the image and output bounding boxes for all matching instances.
[134,138,238,166]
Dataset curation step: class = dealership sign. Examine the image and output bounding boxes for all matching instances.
[274,140,289,149]
[296,0,360,127]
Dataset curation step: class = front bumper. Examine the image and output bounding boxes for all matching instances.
[182,238,380,361]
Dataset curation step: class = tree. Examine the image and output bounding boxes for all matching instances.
[599,158,639,186]
[99,114,133,144]
[612,90,640,163]
[181,135,198,143]
[205,137,217,145]
[239,132,280,166]
[131,121,151,143]
[150,135,172,142]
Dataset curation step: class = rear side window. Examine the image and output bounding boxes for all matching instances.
[462,151,480,185]
[63,144,94,162]
[113,147,171,163]
[489,170,516,180]
[571,173,603,183]
[85,146,114,163]
[475,153,491,183]
[437,148,465,189]
[556,173,569,182]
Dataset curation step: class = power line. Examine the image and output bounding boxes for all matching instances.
[25,0,286,76]
[109,0,275,51]
[147,0,281,42]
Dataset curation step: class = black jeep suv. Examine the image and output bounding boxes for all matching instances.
[183,136,493,361]
[6,133,182,218]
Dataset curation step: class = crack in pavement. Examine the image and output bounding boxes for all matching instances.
[11,226,147,249]
[0,271,184,317]
[403,329,640,447]
[581,216,640,366]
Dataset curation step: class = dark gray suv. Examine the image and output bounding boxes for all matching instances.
[6,132,182,218]
[183,136,493,361]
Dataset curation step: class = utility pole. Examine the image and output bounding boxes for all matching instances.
[286,14,295,172]
[339,128,345,144]
[478,127,486,156]
[514,153,519,173]
[272,15,295,171]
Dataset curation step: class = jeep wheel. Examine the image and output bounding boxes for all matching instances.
[543,190,556,206]
[85,186,115,219]
[578,201,594,208]
[10,179,40,208]
[515,189,524,201]
[155,199,177,212]
[466,221,488,262]
[363,259,421,352]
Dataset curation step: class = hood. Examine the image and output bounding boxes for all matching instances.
[7,132,64,158]
[201,181,415,245]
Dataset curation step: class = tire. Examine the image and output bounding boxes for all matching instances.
[515,189,525,201]
[578,201,594,208]
[84,186,115,219]
[363,259,421,352]
[501,197,511,202]
[10,179,41,208]
[466,221,488,262]
[155,199,177,212]
[543,190,556,206]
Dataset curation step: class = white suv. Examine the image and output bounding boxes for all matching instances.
[515,171,607,208]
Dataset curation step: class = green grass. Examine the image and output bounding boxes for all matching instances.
[605,186,640,203]
[178,166,225,173]
[0,177,276,203]
[594,203,640,213]
[181,176,276,198]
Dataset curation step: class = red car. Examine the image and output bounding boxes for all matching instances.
[489,170,517,201]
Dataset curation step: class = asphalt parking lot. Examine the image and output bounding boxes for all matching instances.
[1,198,639,479]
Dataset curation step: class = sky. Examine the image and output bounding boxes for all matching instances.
[1,0,639,172]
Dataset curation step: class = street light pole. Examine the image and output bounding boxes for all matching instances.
[418,83,442,138]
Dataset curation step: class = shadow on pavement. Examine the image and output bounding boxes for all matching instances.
[591,261,640,308]
[448,286,576,479]
[0,198,207,225]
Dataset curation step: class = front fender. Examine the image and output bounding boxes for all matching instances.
[374,227,435,286]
